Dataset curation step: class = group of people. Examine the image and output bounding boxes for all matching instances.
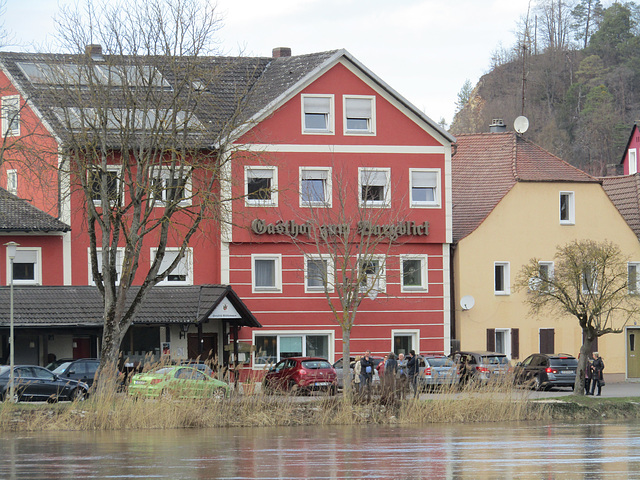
[584,351,605,396]
[352,350,421,399]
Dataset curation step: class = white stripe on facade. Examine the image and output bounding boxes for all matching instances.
[237,144,446,154]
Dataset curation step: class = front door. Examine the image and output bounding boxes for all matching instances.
[627,328,640,379]
[187,333,217,362]
[73,338,91,359]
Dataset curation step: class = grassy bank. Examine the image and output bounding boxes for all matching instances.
[2,383,640,432]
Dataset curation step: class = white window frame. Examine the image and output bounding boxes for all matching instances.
[152,247,193,286]
[529,261,554,291]
[253,330,335,368]
[152,167,192,207]
[630,148,638,175]
[494,261,510,295]
[2,95,20,137]
[6,169,17,195]
[245,166,278,207]
[359,254,387,294]
[391,329,420,356]
[400,254,428,292]
[301,94,334,135]
[89,247,125,286]
[359,167,391,208]
[7,247,41,286]
[494,328,512,359]
[251,253,282,293]
[559,191,575,225]
[299,166,332,207]
[343,95,376,135]
[304,254,334,293]
[409,168,440,208]
[89,165,122,206]
[629,262,640,295]
[582,264,598,294]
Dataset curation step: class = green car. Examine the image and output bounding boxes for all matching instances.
[128,366,229,399]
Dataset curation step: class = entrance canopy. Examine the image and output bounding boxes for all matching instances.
[0,284,261,329]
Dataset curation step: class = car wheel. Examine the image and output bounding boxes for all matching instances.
[262,381,272,395]
[328,385,336,396]
[71,388,87,402]
[47,394,58,404]
[212,387,226,400]
[289,380,300,395]
[533,376,542,391]
[161,388,173,400]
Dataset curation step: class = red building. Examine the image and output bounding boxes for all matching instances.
[0,47,453,369]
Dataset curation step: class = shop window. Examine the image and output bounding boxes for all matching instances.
[254,333,331,366]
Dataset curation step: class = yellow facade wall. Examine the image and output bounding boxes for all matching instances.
[454,181,640,376]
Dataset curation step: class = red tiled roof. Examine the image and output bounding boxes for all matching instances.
[601,174,640,239]
[452,132,598,242]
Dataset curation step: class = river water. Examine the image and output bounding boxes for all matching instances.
[1,420,640,479]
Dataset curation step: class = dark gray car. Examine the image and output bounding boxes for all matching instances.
[514,353,577,390]
[53,358,101,387]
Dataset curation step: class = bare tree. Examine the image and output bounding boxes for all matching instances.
[535,0,576,52]
[280,167,421,397]
[41,0,259,389]
[516,240,640,395]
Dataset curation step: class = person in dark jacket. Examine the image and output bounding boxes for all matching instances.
[407,350,420,398]
[360,350,375,396]
[589,352,605,396]
[383,352,398,402]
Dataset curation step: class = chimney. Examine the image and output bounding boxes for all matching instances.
[489,118,507,133]
[85,44,104,61]
[272,47,292,58]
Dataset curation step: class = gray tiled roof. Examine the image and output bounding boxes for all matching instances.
[0,50,339,147]
[0,187,70,232]
[0,284,261,328]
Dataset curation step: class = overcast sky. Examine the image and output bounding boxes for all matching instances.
[3,0,533,125]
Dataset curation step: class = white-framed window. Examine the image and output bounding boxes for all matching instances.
[392,330,420,356]
[89,166,121,205]
[400,255,428,292]
[245,166,277,207]
[630,148,638,175]
[89,247,124,285]
[2,95,20,137]
[252,254,282,293]
[410,168,440,207]
[151,167,192,206]
[629,262,640,295]
[559,191,575,225]
[300,167,331,207]
[7,247,41,285]
[359,167,390,207]
[305,255,334,293]
[359,254,386,294]
[253,331,334,367]
[6,169,17,195]
[343,95,375,135]
[152,248,193,285]
[302,94,334,134]
[582,264,598,294]
[530,261,554,291]
[494,261,510,295]
[494,328,512,358]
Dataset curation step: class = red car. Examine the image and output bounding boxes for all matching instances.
[262,357,337,395]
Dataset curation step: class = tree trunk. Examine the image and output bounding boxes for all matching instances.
[342,326,351,398]
[574,331,597,395]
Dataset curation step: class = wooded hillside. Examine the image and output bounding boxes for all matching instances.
[450,1,640,175]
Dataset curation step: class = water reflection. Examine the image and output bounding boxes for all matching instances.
[1,421,640,479]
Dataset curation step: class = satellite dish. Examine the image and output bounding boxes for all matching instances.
[514,116,529,134]
[460,295,475,311]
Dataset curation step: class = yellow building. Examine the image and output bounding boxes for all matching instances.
[452,132,640,381]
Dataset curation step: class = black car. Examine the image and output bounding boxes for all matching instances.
[53,358,101,387]
[0,365,89,402]
[514,353,578,390]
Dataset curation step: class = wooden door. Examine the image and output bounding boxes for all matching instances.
[73,338,91,359]
[627,328,640,378]
[187,333,217,361]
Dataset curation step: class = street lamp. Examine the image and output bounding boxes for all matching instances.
[4,241,18,402]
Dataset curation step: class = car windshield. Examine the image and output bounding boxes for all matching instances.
[53,362,71,374]
[481,356,509,365]
[427,358,454,367]
[302,360,332,369]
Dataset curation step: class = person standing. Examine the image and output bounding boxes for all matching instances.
[377,355,387,380]
[583,353,593,395]
[353,355,362,394]
[407,350,420,398]
[360,350,375,397]
[383,353,397,402]
[589,352,605,396]
[397,353,407,399]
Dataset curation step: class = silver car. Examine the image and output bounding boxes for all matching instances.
[450,351,510,383]
[417,356,460,389]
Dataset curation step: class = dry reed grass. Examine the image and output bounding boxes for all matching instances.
[0,373,550,432]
